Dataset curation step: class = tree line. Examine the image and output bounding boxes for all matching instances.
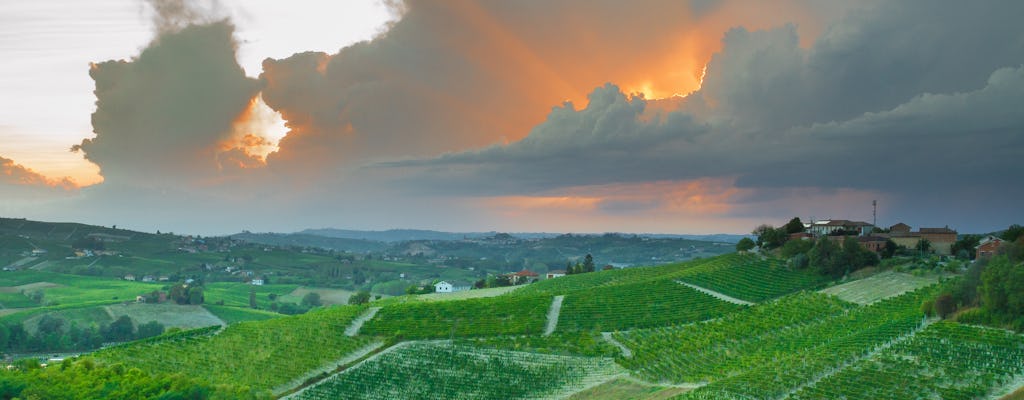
[0,315,164,356]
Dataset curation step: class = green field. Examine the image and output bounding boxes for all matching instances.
[557,279,744,332]
[204,282,299,309]
[361,294,550,339]
[819,270,939,304]
[293,342,623,400]
[203,304,282,324]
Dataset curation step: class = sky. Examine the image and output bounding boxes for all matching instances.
[1,0,1022,236]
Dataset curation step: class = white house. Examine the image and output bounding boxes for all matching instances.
[546,270,566,279]
[250,278,264,286]
[433,281,470,293]
[434,281,454,293]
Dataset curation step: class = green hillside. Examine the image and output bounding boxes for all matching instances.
[2,248,1022,400]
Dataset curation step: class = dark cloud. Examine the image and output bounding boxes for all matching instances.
[385,0,1024,231]
[73,19,259,186]
[258,0,834,173]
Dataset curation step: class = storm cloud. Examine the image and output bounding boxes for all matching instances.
[72,1,260,187]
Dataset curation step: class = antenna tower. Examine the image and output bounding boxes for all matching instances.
[872,200,877,227]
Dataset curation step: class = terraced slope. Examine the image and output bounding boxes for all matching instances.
[291,341,623,400]
[94,305,378,393]
[557,279,745,332]
[789,321,1024,399]
[360,294,550,339]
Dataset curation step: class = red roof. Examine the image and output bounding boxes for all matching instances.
[509,270,538,277]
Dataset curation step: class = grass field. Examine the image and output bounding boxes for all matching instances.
[105,303,224,329]
[203,304,282,324]
[279,287,355,305]
[204,282,299,309]
[819,270,939,304]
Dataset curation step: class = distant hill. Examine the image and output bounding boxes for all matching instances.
[299,228,747,244]
[230,232,387,253]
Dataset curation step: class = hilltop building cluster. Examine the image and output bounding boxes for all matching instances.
[800,219,958,256]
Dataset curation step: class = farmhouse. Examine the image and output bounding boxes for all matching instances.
[546,270,566,279]
[433,280,470,293]
[505,269,539,285]
[882,223,957,255]
[976,236,1004,259]
[806,220,874,237]
[123,274,136,281]
[250,278,264,286]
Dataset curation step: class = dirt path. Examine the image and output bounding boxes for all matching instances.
[602,332,632,358]
[677,281,754,305]
[275,340,385,397]
[345,307,381,337]
[544,295,564,336]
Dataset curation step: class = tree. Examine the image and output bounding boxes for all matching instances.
[1001,224,1024,242]
[915,238,932,255]
[169,284,188,305]
[981,256,1012,312]
[752,225,786,249]
[736,238,756,252]
[348,290,371,305]
[881,239,898,259]
[302,292,322,307]
[934,293,955,319]
[104,316,134,342]
[779,239,813,258]
[784,217,805,234]
[186,286,204,305]
[952,234,982,260]
[582,254,595,273]
[249,288,257,309]
[136,321,164,339]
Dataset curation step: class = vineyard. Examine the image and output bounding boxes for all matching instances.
[677,287,938,399]
[615,287,935,394]
[94,305,378,393]
[290,341,623,400]
[512,254,753,297]
[677,257,827,302]
[557,279,744,332]
[788,321,1024,399]
[360,294,550,339]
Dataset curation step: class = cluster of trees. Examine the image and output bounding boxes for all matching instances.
[565,254,596,275]
[807,236,880,278]
[0,315,164,355]
[742,218,881,277]
[925,226,1024,330]
[168,283,204,305]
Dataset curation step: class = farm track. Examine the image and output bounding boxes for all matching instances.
[602,332,632,358]
[544,295,564,336]
[275,340,387,397]
[345,307,381,337]
[676,281,754,305]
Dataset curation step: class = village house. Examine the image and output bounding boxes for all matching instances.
[250,278,264,286]
[433,280,470,293]
[123,274,136,281]
[880,223,958,256]
[506,269,539,285]
[976,236,1004,259]
[546,270,566,279]
[806,220,874,237]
